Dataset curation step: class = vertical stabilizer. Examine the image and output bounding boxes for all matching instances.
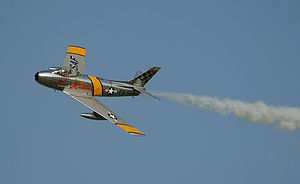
[129,66,161,87]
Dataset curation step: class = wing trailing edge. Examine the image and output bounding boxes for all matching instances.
[63,88,145,136]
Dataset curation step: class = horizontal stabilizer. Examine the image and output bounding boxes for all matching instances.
[134,87,160,101]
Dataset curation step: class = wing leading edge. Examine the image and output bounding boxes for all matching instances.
[63,88,145,136]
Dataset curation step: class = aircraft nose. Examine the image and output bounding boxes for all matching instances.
[35,72,39,81]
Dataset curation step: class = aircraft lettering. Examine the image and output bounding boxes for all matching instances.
[50,78,69,86]
[60,78,68,84]
[50,80,56,86]
[70,78,79,89]
[70,78,91,90]
[56,79,61,85]
[69,56,79,71]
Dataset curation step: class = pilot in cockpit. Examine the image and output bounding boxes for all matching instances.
[49,67,81,77]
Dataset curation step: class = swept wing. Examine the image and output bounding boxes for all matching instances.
[63,88,145,136]
[61,45,86,74]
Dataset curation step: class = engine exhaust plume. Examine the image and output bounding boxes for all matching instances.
[151,91,300,130]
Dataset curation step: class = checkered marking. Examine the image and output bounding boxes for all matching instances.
[137,69,158,84]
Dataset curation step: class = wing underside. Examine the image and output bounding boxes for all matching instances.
[63,88,145,136]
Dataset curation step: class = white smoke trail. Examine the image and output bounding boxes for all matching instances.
[151,91,300,130]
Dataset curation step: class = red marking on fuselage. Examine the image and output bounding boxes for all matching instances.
[61,78,68,84]
[70,78,79,89]
[51,81,56,86]
[78,81,92,90]
[56,80,61,85]
[148,70,158,73]
[70,78,91,90]
[50,78,69,87]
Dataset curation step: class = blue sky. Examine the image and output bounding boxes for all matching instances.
[1,0,300,183]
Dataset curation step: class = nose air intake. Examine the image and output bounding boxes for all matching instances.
[35,72,39,81]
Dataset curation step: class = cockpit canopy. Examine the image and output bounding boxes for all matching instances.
[48,67,81,77]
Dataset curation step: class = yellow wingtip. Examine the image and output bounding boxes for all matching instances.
[66,45,86,56]
[116,124,145,136]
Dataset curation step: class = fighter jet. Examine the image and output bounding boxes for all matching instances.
[35,45,161,136]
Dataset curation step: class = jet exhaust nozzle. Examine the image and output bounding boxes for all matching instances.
[80,111,106,120]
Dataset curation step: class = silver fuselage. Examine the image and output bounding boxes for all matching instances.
[35,70,140,97]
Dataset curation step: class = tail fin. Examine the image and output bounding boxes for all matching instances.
[129,66,161,87]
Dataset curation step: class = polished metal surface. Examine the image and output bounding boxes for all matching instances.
[34,45,161,136]
[64,87,145,136]
[80,112,106,120]
[63,88,130,126]
[61,47,85,74]
[35,70,92,91]
[99,78,140,97]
